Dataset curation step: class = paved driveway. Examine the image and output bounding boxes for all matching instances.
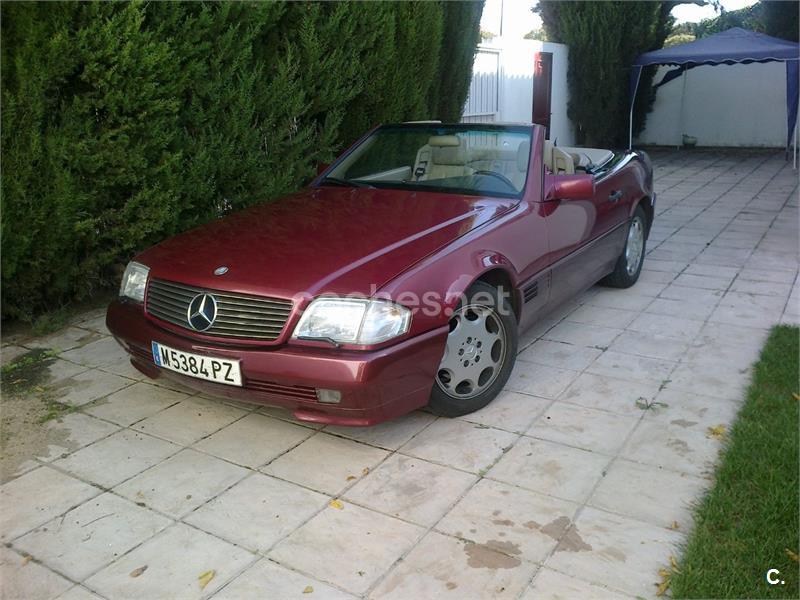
[1,149,798,600]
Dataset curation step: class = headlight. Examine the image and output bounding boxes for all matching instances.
[293,298,411,345]
[119,261,150,302]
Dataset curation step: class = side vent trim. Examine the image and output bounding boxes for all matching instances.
[522,272,551,304]
[523,281,539,303]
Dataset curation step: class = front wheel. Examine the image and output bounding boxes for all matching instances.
[428,281,518,417]
[600,205,647,288]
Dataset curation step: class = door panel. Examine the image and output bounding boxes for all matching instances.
[538,194,598,307]
[592,175,629,237]
[537,170,629,309]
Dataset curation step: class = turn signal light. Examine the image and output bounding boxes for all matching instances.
[315,389,342,404]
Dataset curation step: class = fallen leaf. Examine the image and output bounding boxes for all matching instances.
[787,548,800,563]
[655,567,671,597]
[707,424,726,439]
[198,570,215,590]
[302,585,314,594]
[793,393,799,402]
[20,555,32,566]
[362,467,370,476]
[669,555,681,574]
[130,565,148,578]
[346,475,356,482]
[329,499,344,510]
[669,521,680,530]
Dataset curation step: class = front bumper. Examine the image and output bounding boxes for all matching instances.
[106,300,447,426]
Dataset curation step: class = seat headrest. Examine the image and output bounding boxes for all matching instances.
[516,141,530,172]
[428,135,461,147]
[432,143,468,166]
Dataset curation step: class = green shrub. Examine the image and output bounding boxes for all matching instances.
[537,1,687,147]
[1,0,484,319]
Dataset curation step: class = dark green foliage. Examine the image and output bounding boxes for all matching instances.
[693,3,765,38]
[672,1,798,44]
[538,1,672,147]
[537,1,696,147]
[432,1,484,122]
[762,0,799,42]
[1,1,484,319]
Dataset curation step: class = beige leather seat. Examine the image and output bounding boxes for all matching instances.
[413,136,473,181]
[510,141,530,190]
[464,143,529,192]
[543,140,575,175]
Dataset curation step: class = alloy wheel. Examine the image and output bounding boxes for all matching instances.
[625,217,645,276]
[436,304,508,400]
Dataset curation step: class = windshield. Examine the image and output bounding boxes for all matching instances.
[322,124,532,198]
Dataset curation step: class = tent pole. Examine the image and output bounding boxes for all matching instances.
[678,67,687,150]
[629,67,642,150]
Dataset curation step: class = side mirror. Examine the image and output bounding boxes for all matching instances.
[316,162,330,176]
[545,174,595,201]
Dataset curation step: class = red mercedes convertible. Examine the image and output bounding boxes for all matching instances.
[107,123,654,426]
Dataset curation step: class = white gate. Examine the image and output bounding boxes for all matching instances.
[462,47,500,123]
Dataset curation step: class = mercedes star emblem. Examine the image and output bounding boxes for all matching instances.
[187,293,218,331]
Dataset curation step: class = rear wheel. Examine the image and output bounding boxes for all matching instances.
[601,204,647,288]
[428,281,518,417]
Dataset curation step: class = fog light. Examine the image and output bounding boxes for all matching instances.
[315,388,342,404]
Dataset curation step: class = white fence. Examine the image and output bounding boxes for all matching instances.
[463,48,500,123]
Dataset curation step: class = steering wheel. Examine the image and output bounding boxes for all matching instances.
[473,170,517,192]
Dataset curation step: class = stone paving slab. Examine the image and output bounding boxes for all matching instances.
[1,149,798,599]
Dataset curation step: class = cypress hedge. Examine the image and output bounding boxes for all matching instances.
[538,1,682,148]
[1,0,484,319]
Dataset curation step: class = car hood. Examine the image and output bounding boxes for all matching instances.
[137,186,517,299]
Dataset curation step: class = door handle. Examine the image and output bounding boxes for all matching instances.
[608,190,623,203]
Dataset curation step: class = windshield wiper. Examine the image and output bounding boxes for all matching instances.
[319,177,374,189]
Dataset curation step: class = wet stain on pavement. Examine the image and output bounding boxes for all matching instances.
[600,546,627,562]
[464,540,522,569]
[555,527,593,553]
[401,481,426,496]
[542,459,562,477]
[667,438,690,455]
[540,516,572,540]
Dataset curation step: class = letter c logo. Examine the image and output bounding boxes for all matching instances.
[766,569,782,585]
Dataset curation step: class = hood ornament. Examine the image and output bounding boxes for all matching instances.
[214,266,229,276]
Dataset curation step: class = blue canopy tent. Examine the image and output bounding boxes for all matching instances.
[628,28,799,160]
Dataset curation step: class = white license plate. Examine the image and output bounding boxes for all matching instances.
[151,342,242,387]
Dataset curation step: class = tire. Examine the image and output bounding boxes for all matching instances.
[428,281,518,417]
[601,204,647,289]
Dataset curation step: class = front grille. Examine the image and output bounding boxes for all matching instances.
[146,279,293,341]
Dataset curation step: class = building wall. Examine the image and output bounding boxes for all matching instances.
[636,62,787,148]
[463,38,575,146]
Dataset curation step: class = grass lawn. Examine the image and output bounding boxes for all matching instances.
[671,325,799,599]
